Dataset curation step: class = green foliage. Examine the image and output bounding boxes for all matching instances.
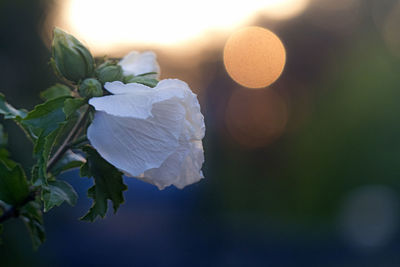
[136,72,158,77]
[0,124,7,147]
[80,146,127,222]
[0,134,42,250]
[42,180,78,212]
[63,98,86,118]
[124,75,159,88]
[23,96,71,185]
[51,150,85,177]
[0,95,36,143]
[0,93,27,119]
[22,96,71,137]
[23,95,87,184]
[40,84,72,101]
[20,201,45,250]
[0,124,30,207]
[0,160,29,206]
[0,27,155,250]
[0,149,17,173]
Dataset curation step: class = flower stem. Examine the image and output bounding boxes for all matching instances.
[69,134,88,148]
[46,107,90,172]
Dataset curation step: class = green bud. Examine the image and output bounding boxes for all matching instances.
[79,78,103,98]
[96,62,123,84]
[52,28,94,82]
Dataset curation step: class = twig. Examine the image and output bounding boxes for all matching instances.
[46,107,90,172]
[69,135,88,148]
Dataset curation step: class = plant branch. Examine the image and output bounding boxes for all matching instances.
[46,107,90,172]
[69,134,88,148]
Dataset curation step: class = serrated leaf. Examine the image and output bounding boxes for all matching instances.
[40,84,72,101]
[0,160,29,205]
[20,201,45,250]
[42,180,78,212]
[23,96,74,185]
[22,96,71,136]
[80,146,127,222]
[0,95,34,142]
[63,98,86,118]
[0,93,27,119]
[124,76,159,88]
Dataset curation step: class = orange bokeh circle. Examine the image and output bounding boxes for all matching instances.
[224,26,286,89]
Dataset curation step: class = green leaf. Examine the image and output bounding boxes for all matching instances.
[0,160,29,205]
[23,96,72,185]
[22,96,71,137]
[20,201,45,250]
[0,126,13,168]
[0,148,17,172]
[0,151,16,174]
[80,146,127,222]
[0,96,34,143]
[0,93,27,119]
[31,128,62,186]
[63,98,86,118]
[124,76,159,88]
[0,124,7,147]
[42,180,78,212]
[40,84,72,101]
[136,72,158,77]
[31,164,45,187]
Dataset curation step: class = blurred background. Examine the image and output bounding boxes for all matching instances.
[1,0,400,266]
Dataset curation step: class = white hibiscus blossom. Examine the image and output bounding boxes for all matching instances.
[118,51,160,78]
[87,79,205,189]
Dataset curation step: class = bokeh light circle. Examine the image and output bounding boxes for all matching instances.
[225,88,288,148]
[339,185,399,250]
[223,26,286,89]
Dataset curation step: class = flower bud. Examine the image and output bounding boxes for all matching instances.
[96,62,123,84]
[79,78,103,98]
[52,28,94,82]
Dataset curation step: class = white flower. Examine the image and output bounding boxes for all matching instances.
[118,51,160,78]
[87,79,205,189]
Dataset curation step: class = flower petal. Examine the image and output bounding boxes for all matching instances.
[87,98,186,176]
[155,79,205,139]
[104,81,151,95]
[140,139,204,190]
[118,51,160,77]
[89,85,156,119]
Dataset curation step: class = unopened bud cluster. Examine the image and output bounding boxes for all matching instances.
[51,28,126,98]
